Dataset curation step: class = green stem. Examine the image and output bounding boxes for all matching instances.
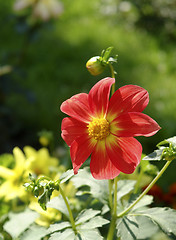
[109,180,113,212]
[133,168,144,194]
[117,160,171,218]
[59,185,77,234]
[107,177,118,240]
[109,64,115,94]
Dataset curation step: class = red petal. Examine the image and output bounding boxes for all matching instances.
[61,117,88,146]
[106,135,142,174]
[60,93,92,123]
[107,85,149,122]
[111,112,161,137]
[90,140,120,179]
[70,135,96,175]
[88,78,115,118]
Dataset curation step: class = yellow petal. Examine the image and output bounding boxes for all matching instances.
[13,147,26,172]
[23,146,37,158]
[0,166,14,179]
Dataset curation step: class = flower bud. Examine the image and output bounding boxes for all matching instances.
[86,56,106,76]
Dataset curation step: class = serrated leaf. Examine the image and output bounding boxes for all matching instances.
[47,222,71,234]
[3,209,38,239]
[49,229,75,240]
[72,169,109,204]
[75,209,100,225]
[79,216,109,229]
[117,215,139,240]
[117,214,159,240]
[135,215,158,239]
[60,169,74,184]
[20,224,48,240]
[143,148,165,161]
[158,136,176,148]
[130,195,153,211]
[78,229,103,240]
[117,180,136,201]
[136,207,176,239]
[47,195,69,218]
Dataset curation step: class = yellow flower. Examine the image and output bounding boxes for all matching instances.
[29,191,61,227]
[24,146,59,177]
[0,147,28,201]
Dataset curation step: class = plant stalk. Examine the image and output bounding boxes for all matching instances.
[107,177,118,240]
[59,185,77,234]
[117,160,171,218]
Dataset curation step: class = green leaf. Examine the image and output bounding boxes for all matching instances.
[79,216,109,229]
[130,195,153,212]
[142,148,165,161]
[117,215,139,240]
[135,215,158,239]
[158,136,176,148]
[38,187,53,210]
[3,209,38,239]
[72,168,109,204]
[49,229,75,240]
[117,180,136,201]
[75,209,100,225]
[136,207,176,239]
[117,214,158,240]
[78,229,103,240]
[20,224,48,240]
[47,195,69,218]
[60,169,74,184]
[47,222,71,234]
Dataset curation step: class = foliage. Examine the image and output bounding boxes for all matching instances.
[1,2,176,239]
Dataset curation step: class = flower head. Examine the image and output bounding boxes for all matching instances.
[0,147,28,201]
[60,78,160,179]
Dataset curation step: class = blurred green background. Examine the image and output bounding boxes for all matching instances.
[0,0,176,159]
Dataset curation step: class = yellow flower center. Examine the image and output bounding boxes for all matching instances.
[88,118,110,140]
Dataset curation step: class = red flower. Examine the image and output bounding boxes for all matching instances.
[60,78,160,179]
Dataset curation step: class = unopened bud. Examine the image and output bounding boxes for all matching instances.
[86,56,106,76]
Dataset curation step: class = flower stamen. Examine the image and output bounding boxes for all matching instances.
[88,118,110,140]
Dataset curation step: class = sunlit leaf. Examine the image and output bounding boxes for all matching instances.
[72,168,109,204]
[47,222,71,234]
[75,209,100,225]
[3,209,38,239]
[135,216,158,239]
[49,229,75,240]
[158,136,176,148]
[47,195,69,218]
[136,207,176,238]
[60,169,74,184]
[78,229,103,240]
[117,180,136,201]
[117,214,158,240]
[79,216,109,229]
[117,215,139,240]
[143,148,165,161]
[130,195,153,211]
[20,224,48,240]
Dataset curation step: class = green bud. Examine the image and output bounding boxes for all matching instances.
[86,56,106,76]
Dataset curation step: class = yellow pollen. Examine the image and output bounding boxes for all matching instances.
[88,118,110,140]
